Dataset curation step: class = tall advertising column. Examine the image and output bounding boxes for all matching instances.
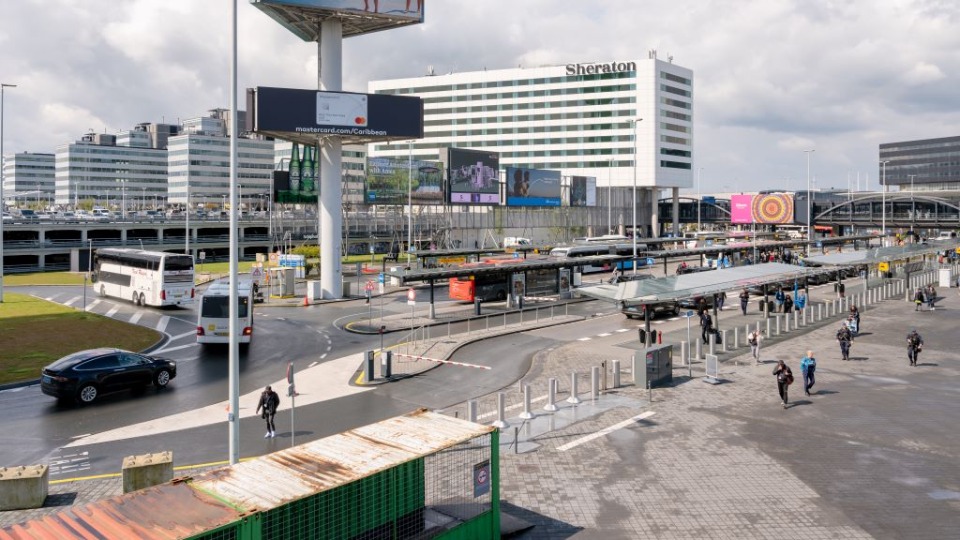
[319,19,343,299]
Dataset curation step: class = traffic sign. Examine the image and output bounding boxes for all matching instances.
[684,310,694,318]
[251,266,263,280]
[378,272,385,284]
[199,251,206,261]
[645,257,655,266]
[407,288,416,306]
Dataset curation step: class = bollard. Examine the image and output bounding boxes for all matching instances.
[721,330,728,352]
[519,384,534,420]
[766,317,772,337]
[0,465,49,511]
[612,360,621,389]
[122,452,173,494]
[364,350,376,384]
[775,314,781,336]
[493,392,509,429]
[783,314,790,333]
[817,304,823,322]
[793,310,799,329]
[745,323,752,344]
[567,372,582,404]
[468,400,478,423]
[695,338,703,361]
[591,366,600,400]
[708,333,716,356]
[681,340,689,366]
[756,320,762,336]
[543,378,560,412]
[733,327,740,349]
[601,360,608,392]
[380,350,392,379]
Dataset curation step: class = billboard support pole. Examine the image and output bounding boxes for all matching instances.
[319,19,343,299]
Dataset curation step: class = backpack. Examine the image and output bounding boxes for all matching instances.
[748,333,757,345]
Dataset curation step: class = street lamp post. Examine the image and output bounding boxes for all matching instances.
[407,140,413,265]
[0,83,17,303]
[185,177,190,255]
[696,167,702,232]
[880,160,889,246]
[607,157,613,234]
[804,149,815,253]
[631,118,642,273]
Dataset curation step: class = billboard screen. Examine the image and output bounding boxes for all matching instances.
[248,87,423,143]
[505,167,561,207]
[752,193,795,224]
[730,194,753,224]
[273,143,319,204]
[365,157,444,205]
[250,1,425,40]
[570,176,597,207]
[448,148,500,204]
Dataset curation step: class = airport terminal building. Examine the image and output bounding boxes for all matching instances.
[368,54,694,238]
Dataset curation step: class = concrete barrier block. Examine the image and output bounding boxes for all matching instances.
[122,451,173,493]
[0,465,48,510]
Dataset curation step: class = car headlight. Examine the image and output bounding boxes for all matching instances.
[167,361,177,367]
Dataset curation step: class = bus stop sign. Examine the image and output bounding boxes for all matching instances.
[407,288,416,306]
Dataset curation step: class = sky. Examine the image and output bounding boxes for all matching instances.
[1,0,958,193]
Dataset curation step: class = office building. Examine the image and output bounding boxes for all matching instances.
[167,111,274,209]
[2,152,55,206]
[368,54,694,235]
[879,135,960,191]
[54,132,168,209]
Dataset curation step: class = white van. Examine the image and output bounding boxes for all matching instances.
[504,237,532,247]
[196,279,254,345]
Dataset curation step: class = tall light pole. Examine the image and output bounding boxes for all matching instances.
[0,83,17,303]
[607,157,613,234]
[804,149,815,253]
[227,0,240,466]
[880,160,889,246]
[407,140,413,265]
[696,167,702,231]
[184,177,190,255]
[631,118,642,273]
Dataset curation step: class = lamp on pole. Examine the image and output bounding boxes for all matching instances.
[185,177,190,255]
[880,160,889,246]
[804,149,815,253]
[631,118,642,273]
[607,157,613,234]
[0,83,17,303]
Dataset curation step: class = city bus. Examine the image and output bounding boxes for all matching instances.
[196,278,254,345]
[93,248,195,307]
[448,273,510,302]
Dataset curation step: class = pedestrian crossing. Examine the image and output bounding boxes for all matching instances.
[40,293,190,335]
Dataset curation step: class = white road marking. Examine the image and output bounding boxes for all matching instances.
[129,312,143,325]
[320,353,328,359]
[45,297,54,301]
[615,328,629,333]
[70,434,92,440]
[577,337,591,341]
[85,299,101,312]
[478,394,549,420]
[169,330,196,341]
[597,333,612,337]
[276,317,286,321]
[105,307,119,318]
[557,411,656,452]
[152,343,199,354]
[0,386,28,393]
[156,316,170,333]
[309,361,319,367]
[65,296,81,306]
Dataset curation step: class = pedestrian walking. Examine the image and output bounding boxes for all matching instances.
[700,312,714,344]
[775,287,785,313]
[849,305,861,333]
[256,385,281,438]
[907,329,923,366]
[783,294,794,314]
[836,323,853,360]
[800,350,817,396]
[795,291,807,314]
[773,360,794,409]
[717,291,727,311]
[925,284,937,310]
[748,329,762,363]
[739,289,750,316]
[913,287,925,311]
[837,281,846,299]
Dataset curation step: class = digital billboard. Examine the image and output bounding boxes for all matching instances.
[365,157,443,205]
[752,193,795,224]
[251,1,425,40]
[505,167,561,207]
[273,143,319,204]
[570,176,597,207]
[247,87,423,145]
[448,148,500,204]
[730,194,753,224]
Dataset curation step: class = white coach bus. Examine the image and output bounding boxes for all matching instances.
[93,248,195,307]
[196,278,254,345]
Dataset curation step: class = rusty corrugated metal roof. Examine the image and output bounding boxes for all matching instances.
[0,481,242,540]
[190,409,493,511]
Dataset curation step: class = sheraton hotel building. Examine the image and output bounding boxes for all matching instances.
[368,54,694,238]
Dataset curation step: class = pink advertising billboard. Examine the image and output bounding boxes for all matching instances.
[730,194,753,224]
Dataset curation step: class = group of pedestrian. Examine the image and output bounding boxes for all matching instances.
[913,285,938,311]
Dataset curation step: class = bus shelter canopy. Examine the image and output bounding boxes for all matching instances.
[579,262,837,306]
[387,254,627,284]
[804,240,960,266]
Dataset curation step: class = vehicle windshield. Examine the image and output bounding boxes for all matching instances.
[201,296,249,318]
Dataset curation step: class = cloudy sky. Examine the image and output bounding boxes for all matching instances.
[1,0,958,192]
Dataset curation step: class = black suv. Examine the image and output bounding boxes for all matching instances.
[41,348,177,404]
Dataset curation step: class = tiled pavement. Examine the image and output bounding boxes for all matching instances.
[3,274,959,538]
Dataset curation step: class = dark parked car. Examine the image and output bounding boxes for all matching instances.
[622,301,680,319]
[677,265,716,275]
[40,348,177,404]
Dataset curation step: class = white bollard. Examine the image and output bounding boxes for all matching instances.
[567,372,581,404]
[468,400,478,423]
[721,330,728,352]
[544,378,559,411]
[793,310,799,329]
[695,338,703,361]
[681,340,689,366]
[611,360,621,389]
[519,384,534,420]
[493,393,509,429]
[591,366,600,400]
[766,317,772,337]
[708,333,716,356]
[775,314,781,335]
[733,327,740,349]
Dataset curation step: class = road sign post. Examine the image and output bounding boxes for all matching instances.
[407,288,416,351]
[286,362,296,447]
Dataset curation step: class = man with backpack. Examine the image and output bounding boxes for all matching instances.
[256,385,281,438]
[907,330,923,367]
[836,323,853,361]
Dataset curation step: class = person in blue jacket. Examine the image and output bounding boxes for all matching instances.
[774,287,786,313]
[800,350,817,396]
